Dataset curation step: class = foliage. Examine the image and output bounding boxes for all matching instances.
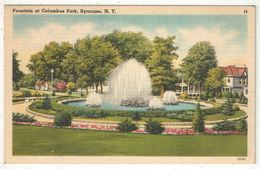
[105,30,152,63]
[22,90,32,97]
[27,41,73,81]
[181,41,217,92]
[235,118,247,132]
[19,74,36,89]
[179,92,189,99]
[205,67,225,97]
[144,119,165,134]
[146,36,178,95]
[13,82,20,90]
[43,94,52,109]
[54,111,73,126]
[212,119,236,131]
[132,112,142,121]
[192,104,205,133]
[52,90,56,96]
[66,82,76,91]
[12,112,36,122]
[75,36,121,93]
[117,119,138,132]
[120,98,148,107]
[167,111,193,122]
[12,52,24,84]
[31,100,44,109]
[222,99,234,115]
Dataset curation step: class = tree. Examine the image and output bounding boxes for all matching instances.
[205,67,225,98]
[12,52,24,85]
[75,36,121,93]
[19,74,36,89]
[61,50,79,83]
[192,103,205,133]
[222,99,234,115]
[43,94,51,109]
[105,30,152,63]
[181,41,217,93]
[27,41,73,81]
[146,36,178,96]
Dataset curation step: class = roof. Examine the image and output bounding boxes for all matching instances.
[220,65,247,77]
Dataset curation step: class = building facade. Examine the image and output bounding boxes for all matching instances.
[220,65,248,97]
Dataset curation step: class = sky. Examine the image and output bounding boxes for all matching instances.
[13,14,248,73]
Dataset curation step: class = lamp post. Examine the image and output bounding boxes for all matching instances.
[51,69,54,93]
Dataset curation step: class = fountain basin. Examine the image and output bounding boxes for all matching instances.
[63,100,199,112]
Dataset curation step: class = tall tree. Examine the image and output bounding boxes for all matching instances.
[105,30,152,63]
[181,41,217,93]
[192,103,205,133]
[205,67,225,98]
[76,36,121,93]
[27,41,73,81]
[61,50,79,83]
[12,52,24,83]
[146,36,178,96]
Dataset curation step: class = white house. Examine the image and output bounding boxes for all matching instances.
[220,65,248,97]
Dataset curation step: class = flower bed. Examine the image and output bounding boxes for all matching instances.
[13,121,241,135]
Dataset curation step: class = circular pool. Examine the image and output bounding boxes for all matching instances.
[63,100,199,112]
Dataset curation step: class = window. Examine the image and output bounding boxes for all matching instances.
[239,79,242,84]
[227,78,230,83]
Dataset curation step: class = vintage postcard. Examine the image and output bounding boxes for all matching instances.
[4,5,255,163]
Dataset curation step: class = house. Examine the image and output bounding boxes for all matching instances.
[220,65,248,97]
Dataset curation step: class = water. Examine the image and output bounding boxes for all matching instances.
[163,91,178,105]
[148,97,165,110]
[86,92,102,107]
[64,100,197,112]
[106,58,152,105]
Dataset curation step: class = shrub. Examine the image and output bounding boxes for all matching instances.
[192,104,205,133]
[212,119,236,131]
[117,119,138,132]
[13,82,20,90]
[12,112,36,122]
[52,90,56,96]
[167,111,193,122]
[235,118,247,132]
[67,89,72,95]
[222,99,234,115]
[233,105,240,111]
[145,119,165,134]
[132,111,142,121]
[32,100,44,109]
[54,111,72,126]
[179,92,189,99]
[43,94,51,109]
[22,90,32,97]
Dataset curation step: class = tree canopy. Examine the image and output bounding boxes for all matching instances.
[205,67,225,97]
[12,52,24,83]
[105,30,152,63]
[181,41,217,92]
[146,36,178,95]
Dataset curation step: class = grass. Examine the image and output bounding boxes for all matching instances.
[205,111,246,121]
[13,125,247,156]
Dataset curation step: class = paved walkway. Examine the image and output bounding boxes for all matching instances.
[13,101,248,129]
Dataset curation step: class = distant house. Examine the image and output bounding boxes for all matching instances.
[220,65,248,97]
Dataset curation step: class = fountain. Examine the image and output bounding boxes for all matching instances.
[162,91,178,105]
[148,97,165,110]
[107,58,152,105]
[86,92,102,107]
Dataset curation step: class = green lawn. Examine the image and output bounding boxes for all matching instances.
[205,110,246,121]
[13,125,247,156]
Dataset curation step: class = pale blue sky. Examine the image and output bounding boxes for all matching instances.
[13,14,248,72]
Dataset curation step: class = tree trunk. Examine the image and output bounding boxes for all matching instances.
[85,88,88,95]
[95,83,99,93]
[100,83,103,94]
[160,85,164,97]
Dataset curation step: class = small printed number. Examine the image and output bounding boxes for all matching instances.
[244,10,248,14]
